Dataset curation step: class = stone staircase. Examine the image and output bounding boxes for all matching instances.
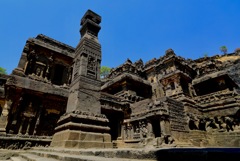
[7,147,157,161]
[3,147,240,161]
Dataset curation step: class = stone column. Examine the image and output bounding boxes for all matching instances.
[160,119,171,136]
[0,101,11,134]
[25,118,32,135]
[118,124,124,140]
[165,120,171,135]
[124,124,128,140]
[160,119,165,136]
[127,125,131,139]
[130,125,134,139]
[33,108,42,135]
[18,117,25,135]
[147,121,154,138]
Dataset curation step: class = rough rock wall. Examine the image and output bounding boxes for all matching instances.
[227,59,240,92]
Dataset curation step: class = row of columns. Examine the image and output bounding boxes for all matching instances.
[18,108,43,135]
[18,117,33,135]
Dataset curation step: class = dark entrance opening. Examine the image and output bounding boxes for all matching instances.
[152,119,161,137]
[52,64,65,85]
[108,115,120,140]
[180,78,190,95]
[102,108,123,141]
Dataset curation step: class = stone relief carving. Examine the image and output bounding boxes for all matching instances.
[87,56,96,71]
[188,114,239,132]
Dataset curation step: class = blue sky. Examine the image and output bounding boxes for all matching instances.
[0,0,240,74]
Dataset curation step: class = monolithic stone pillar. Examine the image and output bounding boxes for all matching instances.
[51,10,112,149]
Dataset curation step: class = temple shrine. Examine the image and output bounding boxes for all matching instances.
[1,10,240,150]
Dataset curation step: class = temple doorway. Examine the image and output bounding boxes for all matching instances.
[102,109,123,141]
[52,64,65,85]
[151,118,161,137]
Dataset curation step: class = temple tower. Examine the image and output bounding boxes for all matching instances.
[51,10,112,148]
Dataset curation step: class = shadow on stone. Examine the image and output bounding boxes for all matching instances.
[154,148,240,161]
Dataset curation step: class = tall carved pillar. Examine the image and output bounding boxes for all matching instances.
[51,10,112,149]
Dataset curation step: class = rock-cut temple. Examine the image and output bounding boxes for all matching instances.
[1,10,240,149]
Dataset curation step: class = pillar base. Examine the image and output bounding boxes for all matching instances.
[50,110,113,149]
[51,130,112,148]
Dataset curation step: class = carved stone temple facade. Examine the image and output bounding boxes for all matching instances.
[1,10,240,149]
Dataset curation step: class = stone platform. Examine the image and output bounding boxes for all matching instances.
[51,111,112,149]
[50,130,112,148]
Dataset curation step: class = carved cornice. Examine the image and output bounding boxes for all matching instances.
[27,34,75,58]
[101,73,150,90]
[36,34,75,53]
[5,75,69,97]
[107,59,144,80]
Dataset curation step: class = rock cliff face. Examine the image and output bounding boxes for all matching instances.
[227,59,240,91]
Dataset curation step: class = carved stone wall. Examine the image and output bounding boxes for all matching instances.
[167,97,188,132]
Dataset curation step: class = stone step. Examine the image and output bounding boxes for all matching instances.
[176,144,194,147]
[10,157,27,161]
[31,147,157,160]
[29,150,156,161]
[175,142,194,147]
[0,149,23,161]
[19,153,58,161]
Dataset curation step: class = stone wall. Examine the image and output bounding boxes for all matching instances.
[187,130,240,147]
[167,98,188,132]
